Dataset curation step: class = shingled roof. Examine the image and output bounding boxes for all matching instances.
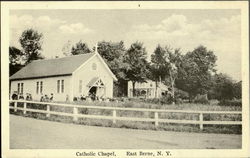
[10,53,95,80]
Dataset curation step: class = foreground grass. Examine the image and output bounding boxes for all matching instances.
[10,100,242,134]
[69,100,242,111]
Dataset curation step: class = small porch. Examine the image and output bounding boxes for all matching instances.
[87,77,106,100]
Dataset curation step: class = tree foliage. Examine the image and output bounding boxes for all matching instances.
[233,81,242,99]
[62,40,72,56]
[164,47,182,103]
[125,41,149,96]
[150,45,183,102]
[97,41,129,80]
[176,45,217,99]
[150,45,168,81]
[209,73,241,100]
[9,46,23,65]
[71,40,91,55]
[19,28,44,64]
[9,46,25,76]
[97,41,130,97]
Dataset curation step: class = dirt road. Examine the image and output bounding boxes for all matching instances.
[10,115,241,149]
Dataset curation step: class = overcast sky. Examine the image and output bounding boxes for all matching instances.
[9,9,241,81]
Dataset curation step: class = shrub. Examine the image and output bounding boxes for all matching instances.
[193,94,209,104]
[219,99,242,106]
[78,108,88,114]
[175,98,184,104]
[145,98,161,104]
[175,89,189,100]
[145,96,172,105]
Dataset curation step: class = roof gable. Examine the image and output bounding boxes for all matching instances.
[73,53,117,81]
[10,53,95,80]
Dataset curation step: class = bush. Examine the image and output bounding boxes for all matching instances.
[219,99,242,106]
[145,98,161,104]
[175,98,184,104]
[145,95,172,105]
[193,94,209,104]
[175,89,189,100]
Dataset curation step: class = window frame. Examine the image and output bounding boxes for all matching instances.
[36,82,39,94]
[61,80,64,93]
[57,80,60,93]
[17,83,20,94]
[40,81,43,94]
[21,83,24,94]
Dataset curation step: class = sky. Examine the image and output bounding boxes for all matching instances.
[9,9,241,81]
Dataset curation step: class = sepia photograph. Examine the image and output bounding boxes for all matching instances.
[1,1,249,158]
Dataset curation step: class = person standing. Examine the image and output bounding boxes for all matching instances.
[40,93,44,102]
[11,92,18,100]
[50,93,54,101]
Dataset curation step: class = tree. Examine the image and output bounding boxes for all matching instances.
[9,46,25,76]
[150,45,182,103]
[208,74,242,100]
[211,73,235,100]
[71,40,91,55]
[176,45,217,100]
[62,40,73,56]
[164,47,182,104]
[150,45,168,98]
[97,41,129,79]
[125,42,149,97]
[19,28,44,64]
[233,81,242,99]
[97,41,130,97]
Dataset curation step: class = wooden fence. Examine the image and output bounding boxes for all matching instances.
[9,100,242,130]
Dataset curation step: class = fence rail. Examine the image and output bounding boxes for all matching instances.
[9,100,242,130]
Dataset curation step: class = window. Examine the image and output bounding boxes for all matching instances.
[17,83,20,94]
[61,80,64,93]
[57,80,64,93]
[36,82,39,94]
[79,80,82,93]
[21,83,24,94]
[40,81,43,94]
[92,63,97,70]
[17,83,24,94]
[36,81,43,94]
[57,80,60,93]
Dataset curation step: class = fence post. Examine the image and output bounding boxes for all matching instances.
[23,102,27,114]
[46,105,50,117]
[155,112,159,127]
[199,113,203,130]
[73,107,78,122]
[14,101,17,112]
[113,110,116,124]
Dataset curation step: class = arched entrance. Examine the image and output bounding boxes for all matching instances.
[87,77,105,100]
[89,86,97,100]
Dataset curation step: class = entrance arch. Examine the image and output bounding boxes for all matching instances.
[87,77,105,100]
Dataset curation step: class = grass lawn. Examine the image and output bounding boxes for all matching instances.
[10,100,242,134]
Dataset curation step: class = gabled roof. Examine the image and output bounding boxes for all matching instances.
[87,77,100,87]
[87,77,105,88]
[10,53,95,80]
[73,53,117,81]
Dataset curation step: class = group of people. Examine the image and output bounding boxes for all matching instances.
[11,91,108,102]
[73,93,107,102]
[40,93,53,102]
[11,92,32,101]
[11,91,54,102]
[26,93,33,100]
